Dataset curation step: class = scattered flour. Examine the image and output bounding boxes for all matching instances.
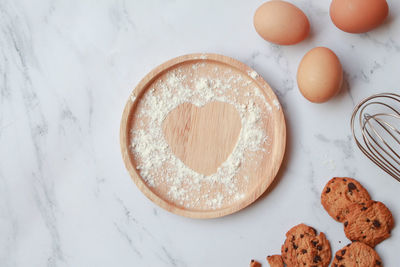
[130,63,273,210]
[323,154,336,171]
[248,70,259,79]
[273,99,281,110]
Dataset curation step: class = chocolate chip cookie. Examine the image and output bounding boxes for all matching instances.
[321,177,371,222]
[281,224,331,267]
[344,200,394,247]
[267,255,284,267]
[331,242,382,267]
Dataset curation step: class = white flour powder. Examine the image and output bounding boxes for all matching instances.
[130,63,274,209]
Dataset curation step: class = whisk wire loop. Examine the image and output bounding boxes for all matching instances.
[351,93,400,182]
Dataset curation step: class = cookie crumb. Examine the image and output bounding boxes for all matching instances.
[266,255,284,267]
[250,259,261,267]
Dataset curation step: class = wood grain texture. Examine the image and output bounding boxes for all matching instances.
[120,53,286,219]
[163,101,241,176]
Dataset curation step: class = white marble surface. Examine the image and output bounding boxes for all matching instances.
[0,0,399,266]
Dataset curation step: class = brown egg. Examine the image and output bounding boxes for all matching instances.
[297,47,343,103]
[253,1,310,45]
[330,0,389,33]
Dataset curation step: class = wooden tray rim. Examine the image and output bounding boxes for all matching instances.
[120,53,286,219]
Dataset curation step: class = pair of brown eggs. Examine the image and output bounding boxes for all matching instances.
[253,0,389,103]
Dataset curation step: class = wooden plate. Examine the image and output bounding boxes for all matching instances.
[120,53,286,218]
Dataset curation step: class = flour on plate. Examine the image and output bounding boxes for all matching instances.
[130,62,272,210]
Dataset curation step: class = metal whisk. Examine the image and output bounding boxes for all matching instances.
[351,93,400,183]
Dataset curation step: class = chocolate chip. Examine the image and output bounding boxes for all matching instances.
[317,245,323,251]
[313,255,321,263]
[341,249,346,256]
[300,234,304,238]
[301,249,307,254]
[344,221,348,227]
[339,265,345,267]
[311,240,318,246]
[348,182,357,192]
[336,216,341,220]
[373,220,381,228]
[293,243,298,250]
[334,265,338,267]
[326,187,331,193]
[336,255,343,261]
[343,178,347,181]
[366,218,370,222]
[361,207,368,211]
[291,235,295,241]
[363,235,366,239]
[376,260,382,265]
[285,247,288,252]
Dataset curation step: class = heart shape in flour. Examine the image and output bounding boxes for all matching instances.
[162,101,242,176]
